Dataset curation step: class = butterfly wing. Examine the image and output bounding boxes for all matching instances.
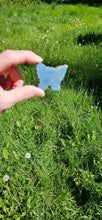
[49,65,68,91]
[36,63,55,90]
[36,63,68,91]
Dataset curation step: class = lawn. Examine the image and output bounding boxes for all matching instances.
[0,1,102,219]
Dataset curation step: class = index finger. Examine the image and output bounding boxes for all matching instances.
[0,50,43,72]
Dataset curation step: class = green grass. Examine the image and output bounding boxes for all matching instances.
[0,2,102,219]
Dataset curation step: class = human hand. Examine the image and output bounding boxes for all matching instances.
[0,50,45,114]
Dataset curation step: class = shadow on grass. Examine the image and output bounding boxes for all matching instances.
[88,76,102,106]
[77,33,102,46]
[62,32,102,107]
[67,176,90,206]
[62,0,102,7]
[64,68,102,107]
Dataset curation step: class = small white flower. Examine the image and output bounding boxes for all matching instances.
[25,153,31,159]
[3,174,9,182]
[79,43,81,46]
[95,64,98,67]
[56,41,59,44]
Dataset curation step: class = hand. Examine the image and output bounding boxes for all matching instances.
[0,50,45,114]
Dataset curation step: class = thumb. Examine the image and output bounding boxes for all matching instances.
[0,86,45,113]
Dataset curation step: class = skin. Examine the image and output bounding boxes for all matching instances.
[0,50,45,114]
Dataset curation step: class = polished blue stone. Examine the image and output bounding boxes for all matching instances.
[36,63,68,91]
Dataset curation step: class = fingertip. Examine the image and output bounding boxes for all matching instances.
[39,89,45,97]
[36,57,43,63]
[31,87,45,98]
[12,79,24,89]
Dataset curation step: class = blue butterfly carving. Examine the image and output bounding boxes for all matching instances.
[36,63,68,91]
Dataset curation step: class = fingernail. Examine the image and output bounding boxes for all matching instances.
[37,56,43,63]
[40,89,45,97]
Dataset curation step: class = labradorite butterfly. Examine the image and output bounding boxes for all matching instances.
[36,63,68,91]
